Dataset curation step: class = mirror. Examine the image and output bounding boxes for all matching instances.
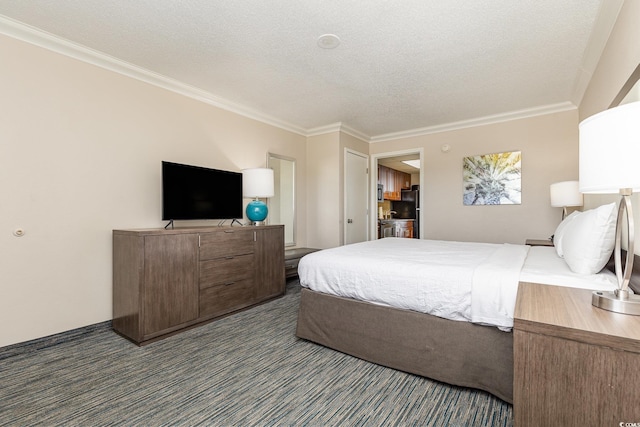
[267,153,296,246]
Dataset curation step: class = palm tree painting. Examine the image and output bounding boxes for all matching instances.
[463,151,521,205]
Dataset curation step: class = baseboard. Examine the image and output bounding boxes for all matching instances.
[0,321,113,360]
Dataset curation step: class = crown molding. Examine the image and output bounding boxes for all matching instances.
[369,102,577,143]
[306,122,343,137]
[306,122,370,142]
[0,15,308,137]
[339,124,370,142]
[0,15,584,144]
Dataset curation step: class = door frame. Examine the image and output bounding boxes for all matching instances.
[371,148,424,240]
[344,148,370,245]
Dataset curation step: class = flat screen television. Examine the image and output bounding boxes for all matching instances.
[162,161,243,221]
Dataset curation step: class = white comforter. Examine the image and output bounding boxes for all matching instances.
[298,238,618,330]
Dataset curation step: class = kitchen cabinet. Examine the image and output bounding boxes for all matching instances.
[394,170,411,193]
[378,165,411,201]
[378,165,392,199]
[397,221,413,238]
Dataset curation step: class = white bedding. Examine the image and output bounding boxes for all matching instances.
[298,238,618,330]
[520,246,618,290]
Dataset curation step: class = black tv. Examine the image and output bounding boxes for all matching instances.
[162,161,243,221]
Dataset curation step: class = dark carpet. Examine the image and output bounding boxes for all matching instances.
[0,280,513,426]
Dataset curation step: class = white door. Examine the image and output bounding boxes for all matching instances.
[345,149,369,244]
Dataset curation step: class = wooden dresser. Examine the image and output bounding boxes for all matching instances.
[112,225,284,345]
[514,282,640,426]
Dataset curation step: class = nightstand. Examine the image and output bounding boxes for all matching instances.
[525,239,554,246]
[284,248,319,279]
[514,282,640,426]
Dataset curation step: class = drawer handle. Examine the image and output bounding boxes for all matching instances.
[224,230,235,233]
[225,256,235,260]
[285,265,296,269]
[224,282,235,286]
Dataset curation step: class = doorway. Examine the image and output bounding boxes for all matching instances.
[372,149,424,240]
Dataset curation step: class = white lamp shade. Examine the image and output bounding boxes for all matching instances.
[550,181,583,207]
[242,168,274,198]
[579,101,640,194]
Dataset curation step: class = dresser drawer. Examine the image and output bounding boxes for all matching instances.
[200,253,254,289]
[199,230,254,260]
[199,278,255,318]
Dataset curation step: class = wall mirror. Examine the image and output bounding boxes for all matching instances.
[267,153,296,246]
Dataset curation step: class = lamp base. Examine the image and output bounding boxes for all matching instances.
[246,200,268,225]
[592,290,640,315]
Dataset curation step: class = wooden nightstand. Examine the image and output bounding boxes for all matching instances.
[525,239,554,246]
[514,282,640,426]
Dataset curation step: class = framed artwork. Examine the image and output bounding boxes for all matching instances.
[463,151,521,205]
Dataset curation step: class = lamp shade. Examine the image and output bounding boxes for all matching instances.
[579,101,640,194]
[550,181,583,207]
[242,168,274,198]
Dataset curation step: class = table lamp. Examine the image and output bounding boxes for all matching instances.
[242,168,274,225]
[579,101,640,315]
[550,180,583,220]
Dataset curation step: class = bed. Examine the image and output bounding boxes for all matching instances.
[295,205,624,403]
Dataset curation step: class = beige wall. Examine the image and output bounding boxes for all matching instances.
[579,0,640,253]
[0,34,307,347]
[2,0,638,347]
[370,110,579,244]
[305,131,369,249]
[306,132,341,248]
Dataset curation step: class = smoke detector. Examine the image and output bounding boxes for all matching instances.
[317,34,341,49]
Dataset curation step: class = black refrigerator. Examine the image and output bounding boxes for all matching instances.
[392,185,420,238]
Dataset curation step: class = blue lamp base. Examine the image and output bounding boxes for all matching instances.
[246,200,268,225]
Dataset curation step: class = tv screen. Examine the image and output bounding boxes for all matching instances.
[162,161,243,221]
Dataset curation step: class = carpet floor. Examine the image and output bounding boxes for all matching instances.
[0,281,513,426]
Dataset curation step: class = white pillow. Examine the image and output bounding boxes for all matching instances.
[553,210,580,258]
[562,203,617,274]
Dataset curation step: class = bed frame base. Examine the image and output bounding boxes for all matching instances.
[296,288,513,403]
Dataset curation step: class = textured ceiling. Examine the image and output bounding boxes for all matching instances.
[0,0,618,140]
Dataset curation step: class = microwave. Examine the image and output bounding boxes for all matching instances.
[377,184,384,201]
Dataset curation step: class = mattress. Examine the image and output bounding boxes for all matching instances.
[298,238,618,330]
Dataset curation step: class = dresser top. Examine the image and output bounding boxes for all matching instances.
[114,224,283,236]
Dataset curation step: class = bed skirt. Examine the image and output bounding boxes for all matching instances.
[295,287,513,403]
